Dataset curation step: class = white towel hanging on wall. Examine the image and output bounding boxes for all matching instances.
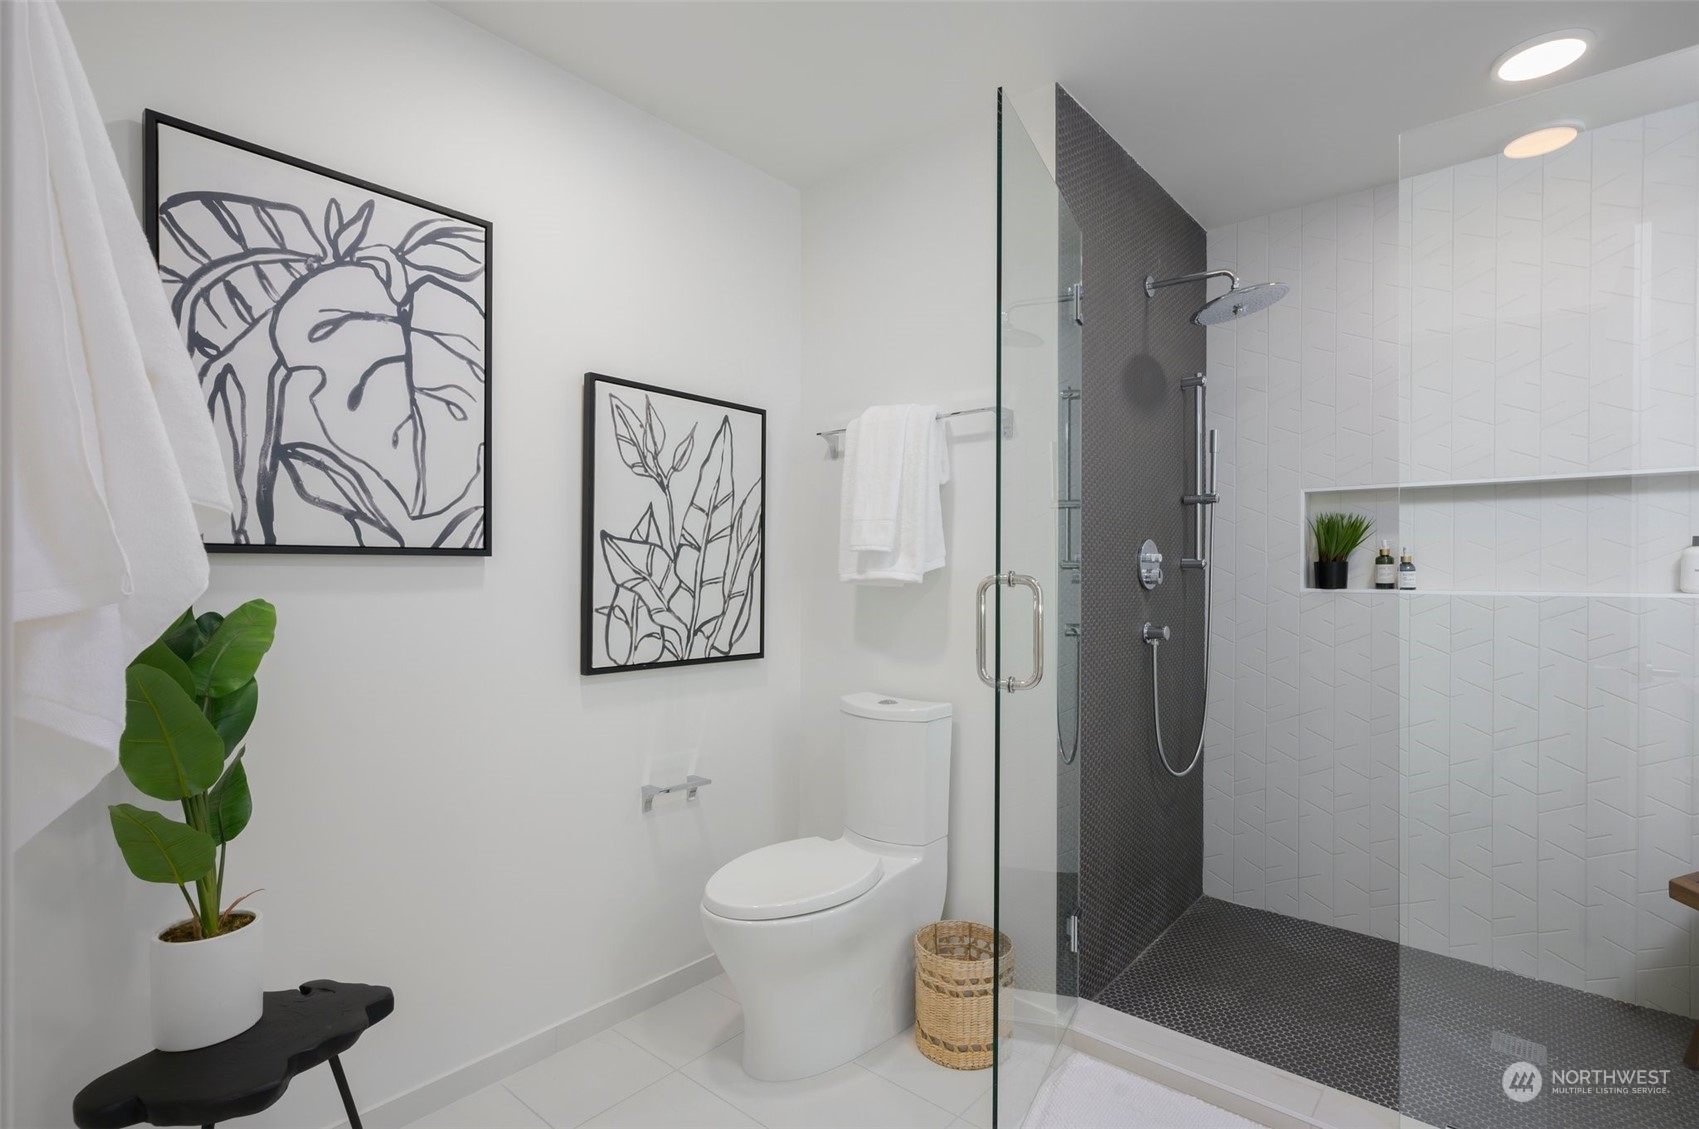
[838,404,950,585]
[844,405,912,552]
[4,0,231,849]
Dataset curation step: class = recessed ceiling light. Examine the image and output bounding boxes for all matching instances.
[1494,31,1590,82]
[1503,123,1583,159]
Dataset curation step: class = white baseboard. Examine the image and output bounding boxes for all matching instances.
[332,954,722,1129]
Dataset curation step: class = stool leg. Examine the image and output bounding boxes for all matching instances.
[328,1055,363,1129]
[1685,1022,1699,1070]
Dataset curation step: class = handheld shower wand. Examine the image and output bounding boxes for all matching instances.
[1146,375,1215,778]
[1136,272,1287,778]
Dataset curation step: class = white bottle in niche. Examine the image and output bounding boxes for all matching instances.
[1681,537,1699,594]
[1398,548,1417,590]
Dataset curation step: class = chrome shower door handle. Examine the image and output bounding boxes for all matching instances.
[1004,572,1044,692]
[975,572,1045,692]
[975,574,998,688]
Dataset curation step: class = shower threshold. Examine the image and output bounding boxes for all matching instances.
[1094,897,1699,1129]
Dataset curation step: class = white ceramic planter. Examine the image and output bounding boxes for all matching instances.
[148,910,264,1051]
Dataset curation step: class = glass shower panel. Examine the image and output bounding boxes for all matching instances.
[1396,55,1699,1129]
[993,87,1083,1129]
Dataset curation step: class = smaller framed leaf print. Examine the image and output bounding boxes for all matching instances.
[581,374,765,674]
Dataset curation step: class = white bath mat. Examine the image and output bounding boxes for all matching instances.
[1022,1052,1269,1129]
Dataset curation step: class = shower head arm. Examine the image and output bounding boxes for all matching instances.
[1144,269,1241,299]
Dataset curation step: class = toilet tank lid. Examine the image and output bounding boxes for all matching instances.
[840,692,951,722]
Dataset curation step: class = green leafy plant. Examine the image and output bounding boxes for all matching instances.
[1309,512,1376,563]
[109,600,275,940]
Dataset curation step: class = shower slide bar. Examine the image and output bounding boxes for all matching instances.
[815,406,1014,457]
[1181,374,1218,569]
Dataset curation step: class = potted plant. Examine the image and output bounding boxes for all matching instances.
[1309,512,1374,590]
[108,599,275,1051]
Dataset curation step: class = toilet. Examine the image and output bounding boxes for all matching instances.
[700,692,951,1081]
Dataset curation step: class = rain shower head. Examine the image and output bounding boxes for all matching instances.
[1194,280,1288,325]
[1145,269,1289,326]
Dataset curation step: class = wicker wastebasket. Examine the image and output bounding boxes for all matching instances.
[912,921,1014,1070]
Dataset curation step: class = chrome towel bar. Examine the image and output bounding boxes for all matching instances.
[816,406,1013,457]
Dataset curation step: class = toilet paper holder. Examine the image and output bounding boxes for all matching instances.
[642,775,713,813]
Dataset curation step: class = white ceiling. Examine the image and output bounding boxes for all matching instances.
[443,1,1699,228]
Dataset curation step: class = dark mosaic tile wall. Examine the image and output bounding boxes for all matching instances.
[1055,88,1208,997]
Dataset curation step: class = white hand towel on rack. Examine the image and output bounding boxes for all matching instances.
[838,404,950,585]
[4,0,231,849]
[844,404,912,552]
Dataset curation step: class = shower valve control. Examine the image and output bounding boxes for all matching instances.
[1143,623,1171,644]
[1138,538,1164,590]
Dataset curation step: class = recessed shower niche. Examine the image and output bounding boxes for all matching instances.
[1302,466,1699,596]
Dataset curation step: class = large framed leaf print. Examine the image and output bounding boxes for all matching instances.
[581,374,765,674]
[146,112,492,554]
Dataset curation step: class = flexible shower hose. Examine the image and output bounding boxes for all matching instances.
[1058,623,1082,766]
[1150,501,1212,777]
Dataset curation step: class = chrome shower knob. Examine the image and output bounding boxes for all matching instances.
[1143,623,1171,644]
[1138,538,1164,590]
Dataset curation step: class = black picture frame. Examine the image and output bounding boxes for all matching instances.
[144,110,493,556]
[581,373,766,675]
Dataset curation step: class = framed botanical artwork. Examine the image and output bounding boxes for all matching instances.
[145,111,492,555]
[581,374,765,675]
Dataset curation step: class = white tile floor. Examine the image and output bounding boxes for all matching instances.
[402,975,994,1129]
[400,977,1282,1129]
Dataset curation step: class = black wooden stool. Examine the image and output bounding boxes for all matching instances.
[73,980,393,1128]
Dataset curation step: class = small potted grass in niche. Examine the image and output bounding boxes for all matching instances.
[109,600,275,1051]
[1309,512,1374,590]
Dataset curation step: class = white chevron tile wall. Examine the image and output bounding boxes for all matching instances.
[1203,102,1699,1018]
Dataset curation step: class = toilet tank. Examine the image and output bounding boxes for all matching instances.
[840,692,952,846]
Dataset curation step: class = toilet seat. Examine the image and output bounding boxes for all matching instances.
[703,837,882,921]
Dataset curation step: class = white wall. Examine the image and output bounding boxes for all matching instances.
[12,4,802,1126]
[1205,103,1699,1016]
[797,115,998,923]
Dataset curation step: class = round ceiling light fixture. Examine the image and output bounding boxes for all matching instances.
[1503,122,1583,159]
[1493,31,1591,82]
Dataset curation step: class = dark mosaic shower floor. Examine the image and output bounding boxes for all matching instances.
[1096,897,1699,1129]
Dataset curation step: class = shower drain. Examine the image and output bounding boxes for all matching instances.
[1491,1030,1548,1065]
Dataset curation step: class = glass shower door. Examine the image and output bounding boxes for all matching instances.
[992,87,1084,1129]
[1395,64,1699,1129]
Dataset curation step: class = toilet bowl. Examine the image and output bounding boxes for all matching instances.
[701,693,952,1082]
